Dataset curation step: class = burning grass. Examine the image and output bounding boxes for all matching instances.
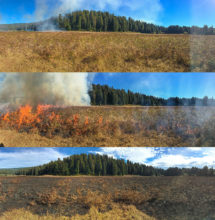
[0,176,215,220]
[1,105,215,147]
[0,105,117,139]
[0,31,214,72]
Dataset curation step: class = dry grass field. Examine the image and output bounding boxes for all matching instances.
[1,206,154,220]
[1,106,215,147]
[0,176,215,220]
[0,31,214,72]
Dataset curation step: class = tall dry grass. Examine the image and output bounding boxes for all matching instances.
[0,32,193,72]
[1,106,215,147]
[0,206,155,220]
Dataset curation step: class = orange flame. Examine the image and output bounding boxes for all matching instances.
[3,112,10,122]
[18,105,33,128]
[98,116,103,125]
[49,112,56,121]
[73,114,80,126]
[0,105,109,137]
[85,116,89,125]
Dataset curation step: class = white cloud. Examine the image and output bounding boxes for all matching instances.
[34,0,162,24]
[187,147,202,151]
[0,148,68,169]
[124,0,162,23]
[92,147,157,164]
[2,147,215,170]
[92,147,215,169]
[151,148,215,168]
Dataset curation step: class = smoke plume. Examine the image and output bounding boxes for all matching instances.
[0,73,91,107]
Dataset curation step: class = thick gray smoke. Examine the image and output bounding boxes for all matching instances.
[0,73,91,107]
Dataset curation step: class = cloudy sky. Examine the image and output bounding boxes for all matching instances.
[0,0,214,26]
[1,147,215,169]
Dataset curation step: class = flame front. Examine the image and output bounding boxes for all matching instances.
[0,105,199,140]
[0,105,106,138]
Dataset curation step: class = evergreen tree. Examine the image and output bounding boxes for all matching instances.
[112,160,118,176]
[77,15,82,30]
[95,155,102,175]
[2,10,215,34]
[89,84,215,107]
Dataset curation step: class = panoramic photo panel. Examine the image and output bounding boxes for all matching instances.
[0,0,215,72]
[1,147,215,219]
[0,72,215,147]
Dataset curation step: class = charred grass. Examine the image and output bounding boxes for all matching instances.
[1,106,215,147]
[0,31,214,72]
[0,206,154,220]
[0,176,215,220]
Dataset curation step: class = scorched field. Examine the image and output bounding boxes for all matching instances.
[0,176,215,220]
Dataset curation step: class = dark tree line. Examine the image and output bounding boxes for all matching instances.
[55,10,163,33]
[0,168,19,175]
[14,154,215,177]
[90,84,215,106]
[1,10,215,35]
[0,23,38,31]
[55,11,215,34]
[15,154,161,176]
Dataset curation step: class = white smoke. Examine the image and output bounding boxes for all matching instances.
[38,20,58,31]
[35,0,49,21]
[34,0,58,31]
[56,0,122,13]
[0,73,91,107]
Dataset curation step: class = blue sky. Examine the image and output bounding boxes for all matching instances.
[0,0,214,26]
[93,73,215,99]
[0,147,215,169]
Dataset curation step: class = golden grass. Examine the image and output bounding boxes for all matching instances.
[0,129,72,147]
[0,124,183,147]
[0,31,199,72]
[0,205,155,220]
